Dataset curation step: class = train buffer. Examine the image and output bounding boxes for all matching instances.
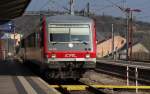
[49,85,150,91]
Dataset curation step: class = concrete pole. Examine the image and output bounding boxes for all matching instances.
[111,24,114,60]
[87,2,90,16]
[127,66,129,86]
[126,12,130,60]
[135,67,138,93]
[129,11,133,60]
[70,0,74,15]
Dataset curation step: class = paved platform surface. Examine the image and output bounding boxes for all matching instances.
[0,60,60,94]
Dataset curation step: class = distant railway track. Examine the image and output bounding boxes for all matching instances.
[96,61,150,85]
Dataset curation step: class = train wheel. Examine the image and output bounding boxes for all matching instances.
[44,70,55,79]
[44,70,51,79]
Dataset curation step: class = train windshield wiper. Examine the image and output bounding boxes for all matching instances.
[72,39,88,45]
[51,42,59,45]
[82,41,88,45]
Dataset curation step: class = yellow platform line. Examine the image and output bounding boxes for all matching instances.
[49,85,150,91]
[91,85,150,89]
[49,85,88,91]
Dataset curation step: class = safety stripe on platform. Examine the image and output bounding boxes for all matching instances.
[17,76,38,94]
[25,77,47,94]
[12,76,27,94]
[49,85,150,91]
[37,78,61,94]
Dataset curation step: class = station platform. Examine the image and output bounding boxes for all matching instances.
[0,60,60,94]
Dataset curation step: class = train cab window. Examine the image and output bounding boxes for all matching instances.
[49,28,70,42]
[48,24,90,43]
[70,28,89,42]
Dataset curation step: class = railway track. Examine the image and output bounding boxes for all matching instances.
[48,79,107,94]
[23,61,107,94]
[96,61,150,85]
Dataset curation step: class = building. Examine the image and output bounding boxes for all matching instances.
[119,43,150,60]
[0,33,22,60]
[97,36,126,58]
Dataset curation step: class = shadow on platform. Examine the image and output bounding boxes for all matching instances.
[0,60,36,76]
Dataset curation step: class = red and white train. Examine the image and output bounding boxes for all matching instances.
[19,15,96,79]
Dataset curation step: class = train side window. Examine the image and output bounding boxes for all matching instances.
[28,33,36,47]
[35,32,39,48]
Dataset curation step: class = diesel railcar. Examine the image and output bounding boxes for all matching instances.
[19,15,96,79]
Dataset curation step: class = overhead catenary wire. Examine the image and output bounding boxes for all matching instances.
[90,1,123,13]
[40,0,70,12]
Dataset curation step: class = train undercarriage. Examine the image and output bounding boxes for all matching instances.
[43,61,96,79]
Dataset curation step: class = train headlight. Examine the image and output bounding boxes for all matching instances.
[86,54,90,58]
[51,54,56,58]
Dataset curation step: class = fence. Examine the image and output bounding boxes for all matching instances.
[118,52,150,61]
[131,53,150,62]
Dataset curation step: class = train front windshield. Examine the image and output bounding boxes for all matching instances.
[48,24,90,43]
[48,24,92,51]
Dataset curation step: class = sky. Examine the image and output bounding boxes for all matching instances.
[26,0,150,22]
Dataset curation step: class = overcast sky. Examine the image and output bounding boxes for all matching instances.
[26,0,150,22]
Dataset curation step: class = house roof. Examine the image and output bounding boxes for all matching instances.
[0,0,31,19]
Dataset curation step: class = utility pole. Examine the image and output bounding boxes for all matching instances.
[128,11,132,60]
[125,8,141,60]
[111,24,114,60]
[129,11,134,60]
[126,11,129,60]
[70,0,74,15]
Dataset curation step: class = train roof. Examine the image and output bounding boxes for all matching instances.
[46,15,93,23]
